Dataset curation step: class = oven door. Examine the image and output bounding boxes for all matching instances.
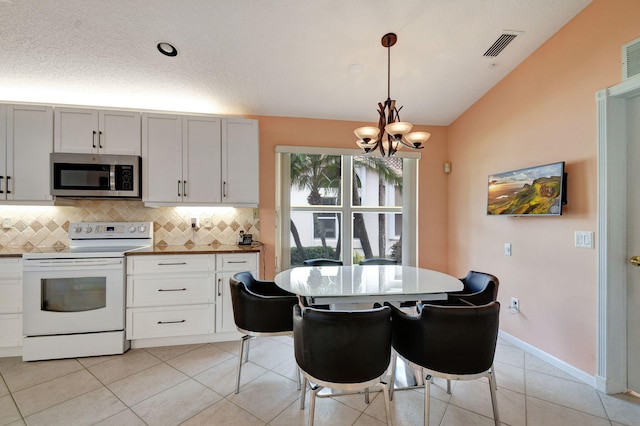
[23,258,125,336]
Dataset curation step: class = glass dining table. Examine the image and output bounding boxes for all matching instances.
[274,264,463,307]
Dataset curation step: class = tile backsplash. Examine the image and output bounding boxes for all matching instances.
[0,200,259,248]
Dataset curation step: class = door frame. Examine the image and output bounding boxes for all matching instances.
[596,76,640,393]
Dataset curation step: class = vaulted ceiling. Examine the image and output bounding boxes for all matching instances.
[0,0,592,125]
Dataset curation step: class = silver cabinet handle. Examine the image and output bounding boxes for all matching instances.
[223,181,227,197]
[158,288,187,292]
[227,261,248,264]
[157,320,186,324]
[183,180,187,197]
[92,130,97,148]
[178,180,181,196]
[218,278,222,297]
[157,262,188,266]
[98,130,103,149]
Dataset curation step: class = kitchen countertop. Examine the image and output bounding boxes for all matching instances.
[126,243,262,255]
[0,243,262,258]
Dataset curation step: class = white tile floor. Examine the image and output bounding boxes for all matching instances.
[1,337,639,426]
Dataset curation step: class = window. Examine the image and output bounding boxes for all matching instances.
[277,147,419,269]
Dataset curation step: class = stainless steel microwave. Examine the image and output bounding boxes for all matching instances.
[51,153,141,198]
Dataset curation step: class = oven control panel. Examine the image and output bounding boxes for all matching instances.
[69,222,154,239]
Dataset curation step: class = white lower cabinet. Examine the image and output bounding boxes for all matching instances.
[126,254,215,340]
[0,258,22,353]
[126,252,258,344]
[216,253,258,333]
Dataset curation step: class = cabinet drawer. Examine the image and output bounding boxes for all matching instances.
[0,258,21,278]
[127,255,212,274]
[127,274,212,307]
[0,279,22,314]
[126,305,213,339]
[217,253,257,272]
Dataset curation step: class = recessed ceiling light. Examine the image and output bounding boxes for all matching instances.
[157,42,178,57]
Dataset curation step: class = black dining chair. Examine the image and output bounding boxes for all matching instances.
[294,304,393,426]
[229,271,300,394]
[417,270,500,393]
[359,258,397,265]
[303,258,343,266]
[426,270,499,307]
[386,301,501,426]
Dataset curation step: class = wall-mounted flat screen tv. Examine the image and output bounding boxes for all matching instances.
[487,161,566,216]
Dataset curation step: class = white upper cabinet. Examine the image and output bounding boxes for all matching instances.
[54,107,141,155]
[0,104,53,203]
[143,113,222,205]
[222,118,259,206]
[143,113,258,207]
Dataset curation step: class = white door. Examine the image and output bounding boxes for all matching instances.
[183,116,222,203]
[627,95,640,393]
[222,118,259,205]
[142,113,183,203]
[54,107,99,153]
[99,110,141,155]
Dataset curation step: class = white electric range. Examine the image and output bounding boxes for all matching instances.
[22,221,153,361]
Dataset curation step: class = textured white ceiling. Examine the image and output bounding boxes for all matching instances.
[0,0,592,125]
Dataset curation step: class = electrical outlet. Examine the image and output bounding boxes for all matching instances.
[504,243,512,256]
[2,218,11,229]
[190,217,200,230]
[510,297,520,312]
[203,218,212,228]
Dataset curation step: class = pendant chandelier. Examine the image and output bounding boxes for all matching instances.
[354,33,431,157]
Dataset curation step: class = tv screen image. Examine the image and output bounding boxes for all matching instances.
[487,161,566,216]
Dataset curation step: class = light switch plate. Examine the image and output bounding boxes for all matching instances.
[575,231,594,248]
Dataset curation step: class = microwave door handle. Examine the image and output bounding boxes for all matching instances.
[110,165,116,191]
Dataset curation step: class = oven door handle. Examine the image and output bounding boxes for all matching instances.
[23,258,123,268]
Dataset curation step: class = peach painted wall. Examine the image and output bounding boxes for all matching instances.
[248,115,448,280]
[448,0,640,374]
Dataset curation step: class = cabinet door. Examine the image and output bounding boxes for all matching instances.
[54,107,99,153]
[142,113,183,203]
[216,253,258,333]
[0,105,7,199]
[183,116,222,204]
[222,118,259,206]
[7,105,53,201]
[99,110,141,155]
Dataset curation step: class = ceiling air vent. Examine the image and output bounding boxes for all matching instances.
[622,37,640,80]
[483,33,518,57]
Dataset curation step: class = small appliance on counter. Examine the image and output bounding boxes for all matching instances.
[238,230,253,245]
[21,221,153,361]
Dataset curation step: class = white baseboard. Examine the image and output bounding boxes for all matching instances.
[499,330,596,388]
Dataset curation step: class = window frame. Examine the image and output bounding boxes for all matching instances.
[275,146,419,271]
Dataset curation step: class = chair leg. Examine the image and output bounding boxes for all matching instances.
[491,363,497,390]
[308,385,323,426]
[424,372,431,426]
[365,387,370,404]
[446,379,451,394]
[296,367,302,390]
[244,336,251,362]
[377,381,393,426]
[488,372,500,426]
[235,335,251,394]
[299,377,308,410]
[389,352,397,401]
